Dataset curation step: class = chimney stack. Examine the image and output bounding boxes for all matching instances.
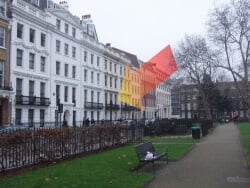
[59,1,69,10]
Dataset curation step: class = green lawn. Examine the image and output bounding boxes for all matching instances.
[143,136,199,144]
[238,123,250,163]
[0,146,153,188]
[0,136,197,188]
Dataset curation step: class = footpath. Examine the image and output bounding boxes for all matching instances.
[144,123,250,188]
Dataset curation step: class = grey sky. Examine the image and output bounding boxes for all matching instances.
[55,0,229,61]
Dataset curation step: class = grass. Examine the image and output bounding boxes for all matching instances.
[0,136,197,188]
[143,136,199,144]
[0,146,153,188]
[144,136,196,160]
[238,123,250,163]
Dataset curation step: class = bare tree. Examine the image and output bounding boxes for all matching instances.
[176,35,216,119]
[208,0,250,118]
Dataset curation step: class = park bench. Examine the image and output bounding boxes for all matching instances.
[134,141,168,172]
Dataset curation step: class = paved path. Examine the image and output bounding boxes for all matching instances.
[144,123,250,188]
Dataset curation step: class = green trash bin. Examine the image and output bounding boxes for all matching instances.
[192,126,201,139]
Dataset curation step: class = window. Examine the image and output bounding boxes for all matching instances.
[29,53,35,69]
[120,67,123,75]
[0,61,3,87]
[91,54,94,64]
[16,78,22,95]
[0,3,5,16]
[97,92,100,103]
[72,27,76,38]
[110,93,113,103]
[29,80,35,96]
[97,111,100,121]
[115,78,117,89]
[40,82,45,97]
[40,56,46,72]
[84,89,87,102]
[105,93,107,104]
[91,91,94,102]
[97,56,100,67]
[56,61,60,75]
[65,23,69,34]
[29,28,35,43]
[28,109,34,126]
[91,71,93,83]
[41,33,46,47]
[110,77,112,87]
[110,61,112,72]
[56,85,60,99]
[16,49,23,66]
[73,111,76,125]
[15,109,22,124]
[56,40,60,52]
[84,51,87,62]
[72,66,76,78]
[84,69,87,81]
[64,43,68,55]
[105,75,107,86]
[40,110,45,126]
[72,46,76,58]
[31,0,39,6]
[64,86,68,102]
[97,73,100,84]
[115,94,117,104]
[56,19,61,30]
[104,59,107,69]
[72,87,76,103]
[48,0,54,8]
[0,27,5,47]
[114,64,117,73]
[17,23,23,39]
[91,111,94,120]
[64,64,68,77]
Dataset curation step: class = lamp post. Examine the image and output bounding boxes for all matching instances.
[120,102,123,121]
[110,100,113,124]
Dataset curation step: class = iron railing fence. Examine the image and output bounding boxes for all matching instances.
[0,126,143,171]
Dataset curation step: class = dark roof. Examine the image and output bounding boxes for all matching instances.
[112,47,140,68]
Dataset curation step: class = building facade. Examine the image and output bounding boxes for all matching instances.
[0,0,12,125]
[5,0,172,126]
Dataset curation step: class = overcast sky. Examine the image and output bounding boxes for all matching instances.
[55,0,229,61]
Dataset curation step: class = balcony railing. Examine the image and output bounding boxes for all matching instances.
[121,104,138,111]
[84,101,104,109]
[105,104,120,110]
[15,95,50,106]
[0,85,13,91]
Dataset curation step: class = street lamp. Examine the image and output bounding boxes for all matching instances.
[120,102,123,121]
[110,100,113,124]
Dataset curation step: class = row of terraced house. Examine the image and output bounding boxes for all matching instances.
[0,0,172,127]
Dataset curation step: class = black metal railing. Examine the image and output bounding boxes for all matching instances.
[84,101,104,109]
[105,104,120,110]
[0,125,143,171]
[121,104,138,111]
[0,85,13,91]
[15,95,50,106]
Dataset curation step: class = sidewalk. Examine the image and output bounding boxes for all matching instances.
[143,123,250,188]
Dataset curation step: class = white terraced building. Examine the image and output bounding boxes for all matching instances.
[6,0,172,127]
[8,0,137,126]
